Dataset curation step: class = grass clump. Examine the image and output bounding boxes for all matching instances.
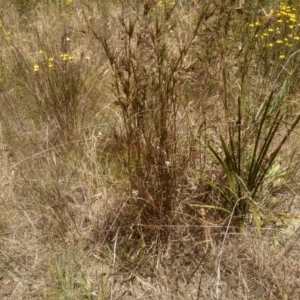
[86,1,211,243]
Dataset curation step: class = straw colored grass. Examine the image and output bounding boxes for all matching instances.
[0,1,300,299]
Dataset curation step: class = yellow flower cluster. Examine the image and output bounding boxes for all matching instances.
[249,2,300,59]
[33,52,59,72]
[48,57,54,68]
[33,49,90,72]
[66,0,72,4]
[33,64,39,72]
[157,0,175,8]
[60,53,73,61]
[0,21,16,41]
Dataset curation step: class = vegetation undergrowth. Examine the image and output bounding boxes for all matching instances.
[0,0,300,299]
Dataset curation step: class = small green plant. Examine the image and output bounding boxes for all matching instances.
[47,256,95,300]
[204,1,300,233]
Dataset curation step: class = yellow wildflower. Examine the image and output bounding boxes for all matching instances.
[60,53,68,61]
[48,58,54,68]
[33,64,39,72]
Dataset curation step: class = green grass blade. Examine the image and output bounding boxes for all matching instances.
[248,201,261,236]
[248,91,274,186]
[207,144,228,172]
[219,136,236,193]
[191,169,235,206]
[188,203,231,214]
[248,111,281,189]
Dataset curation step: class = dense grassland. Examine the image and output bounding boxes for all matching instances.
[0,0,300,299]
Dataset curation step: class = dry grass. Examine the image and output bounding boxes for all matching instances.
[1,0,300,299]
